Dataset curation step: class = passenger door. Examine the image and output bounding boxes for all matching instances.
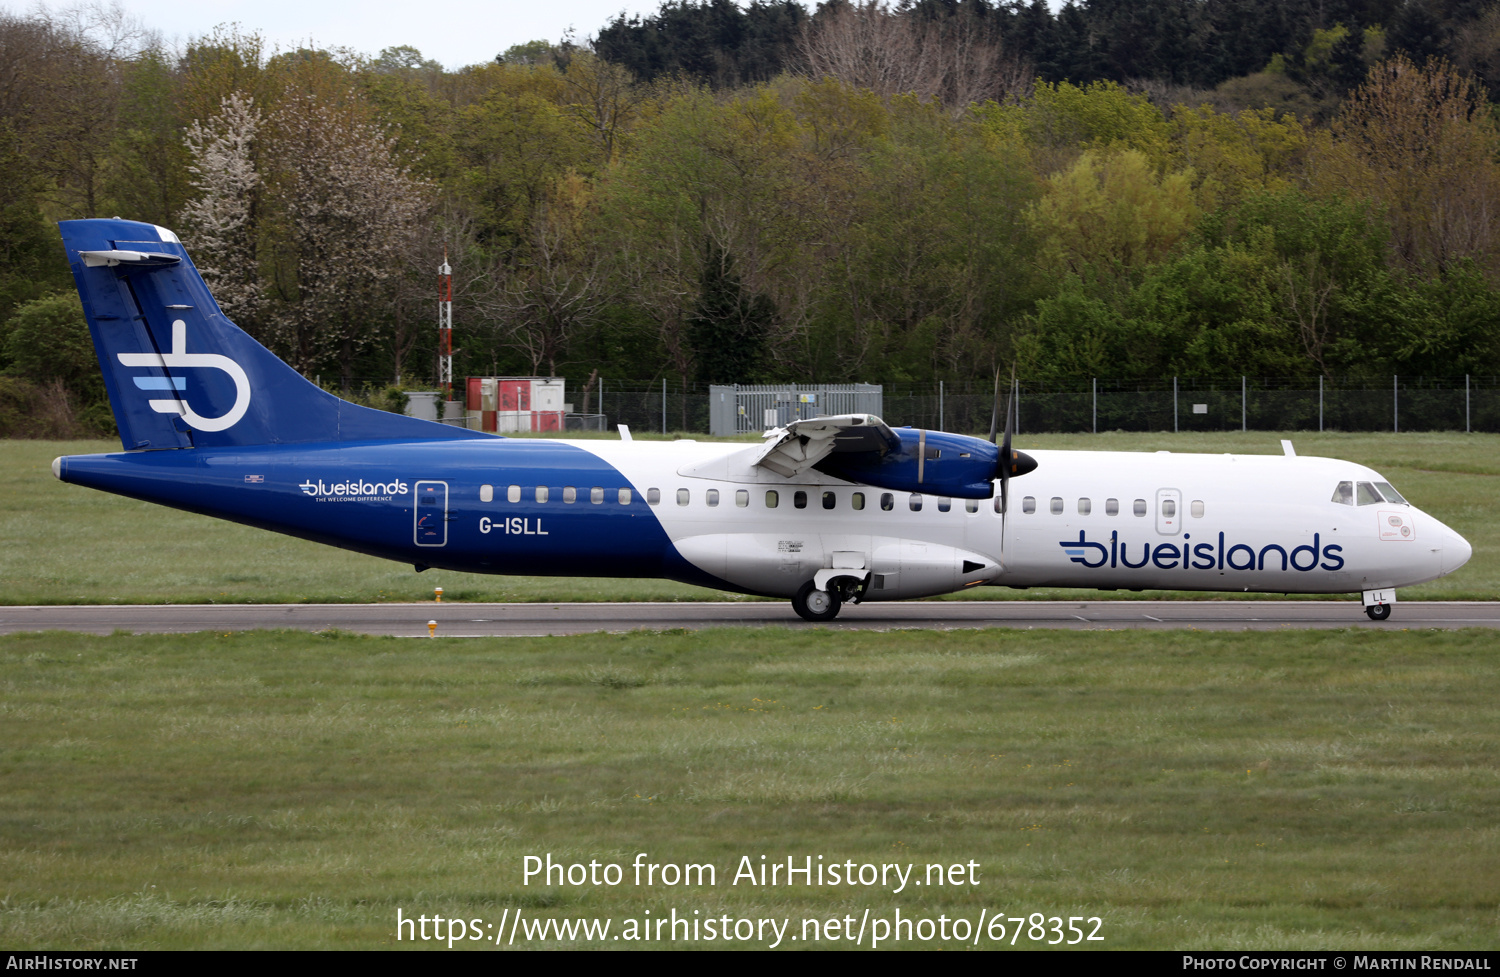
[414,480,449,547]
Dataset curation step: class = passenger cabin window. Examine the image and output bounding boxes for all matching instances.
[1375,481,1408,504]
[618,488,632,505]
[822,491,836,510]
[1078,498,1091,515]
[1190,500,1205,518]
[1161,499,1177,519]
[1022,496,1036,514]
[1331,481,1353,505]
[853,492,866,511]
[1106,498,1119,516]
[736,489,749,507]
[676,488,690,506]
[765,490,779,508]
[647,488,661,505]
[536,486,549,504]
[966,499,978,513]
[937,498,951,512]
[706,489,719,507]
[993,496,1005,514]
[564,486,577,504]
[507,484,521,503]
[880,493,894,511]
[480,484,493,503]
[1133,499,1147,517]
[1050,497,1064,515]
[1356,481,1382,506]
[591,487,604,504]
[909,494,923,512]
[794,491,808,509]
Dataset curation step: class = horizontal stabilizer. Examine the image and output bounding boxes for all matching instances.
[79,250,182,268]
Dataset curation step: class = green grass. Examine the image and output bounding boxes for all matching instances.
[1,627,1497,949]
[2,432,1495,604]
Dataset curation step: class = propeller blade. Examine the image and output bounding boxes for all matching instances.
[986,371,1001,444]
[998,369,1015,550]
[998,368,1016,491]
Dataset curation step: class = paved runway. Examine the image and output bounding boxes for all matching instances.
[2,600,1497,637]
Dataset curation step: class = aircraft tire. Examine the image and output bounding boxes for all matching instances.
[1365,603,1391,621]
[793,581,841,622]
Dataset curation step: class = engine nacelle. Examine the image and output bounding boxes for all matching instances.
[816,428,1000,499]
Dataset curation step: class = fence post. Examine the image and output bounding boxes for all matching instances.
[662,377,667,435]
[939,380,944,431]
[1467,374,1471,433]
[600,377,605,426]
[1092,377,1097,434]
[1319,375,1323,432]
[1173,376,1178,434]
[1393,375,1398,433]
[1241,376,1246,432]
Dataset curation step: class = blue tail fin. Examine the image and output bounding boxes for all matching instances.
[59,218,477,449]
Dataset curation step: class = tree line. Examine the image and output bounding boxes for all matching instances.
[3,0,1500,437]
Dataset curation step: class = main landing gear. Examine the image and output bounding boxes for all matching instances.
[1365,603,1391,621]
[792,581,841,622]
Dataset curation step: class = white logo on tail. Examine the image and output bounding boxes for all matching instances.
[117,320,250,432]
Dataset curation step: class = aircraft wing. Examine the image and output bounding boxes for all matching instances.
[751,413,900,478]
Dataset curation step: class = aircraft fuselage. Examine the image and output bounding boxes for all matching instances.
[56,437,1470,603]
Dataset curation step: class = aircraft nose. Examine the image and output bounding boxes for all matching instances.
[1445,528,1473,575]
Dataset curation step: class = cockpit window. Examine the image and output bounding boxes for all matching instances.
[1331,481,1353,505]
[1356,481,1383,506]
[1374,481,1408,505]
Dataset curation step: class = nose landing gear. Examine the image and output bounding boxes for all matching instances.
[1362,589,1395,622]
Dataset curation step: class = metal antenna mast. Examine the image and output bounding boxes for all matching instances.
[438,248,453,402]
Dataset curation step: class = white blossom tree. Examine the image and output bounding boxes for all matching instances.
[180,92,264,330]
[264,91,432,385]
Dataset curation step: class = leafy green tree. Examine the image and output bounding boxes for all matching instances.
[457,86,591,247]
[1023,80,1173,171]
[4,292,105,411]
[497,40,562,68]
[689,243,773,384]
[1313,55,1500,279]
[1170,104,1308,208]
[1027,149,1199,278]
[370,45,442,75]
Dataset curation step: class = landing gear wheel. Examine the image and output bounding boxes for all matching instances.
[1365,603,1391,621]
[792,581,842,622]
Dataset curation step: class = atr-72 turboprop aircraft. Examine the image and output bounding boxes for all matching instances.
[53,219,1472,621]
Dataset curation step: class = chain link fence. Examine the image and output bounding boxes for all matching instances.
[355,376,1498,435]
[882,376,1496,435]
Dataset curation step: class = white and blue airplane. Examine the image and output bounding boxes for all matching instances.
[53,218,1471,621]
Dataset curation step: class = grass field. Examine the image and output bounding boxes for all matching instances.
[1,626,1496,949]
[1,431,1495,604]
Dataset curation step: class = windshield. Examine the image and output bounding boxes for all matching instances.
[1374,481,1408,504]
